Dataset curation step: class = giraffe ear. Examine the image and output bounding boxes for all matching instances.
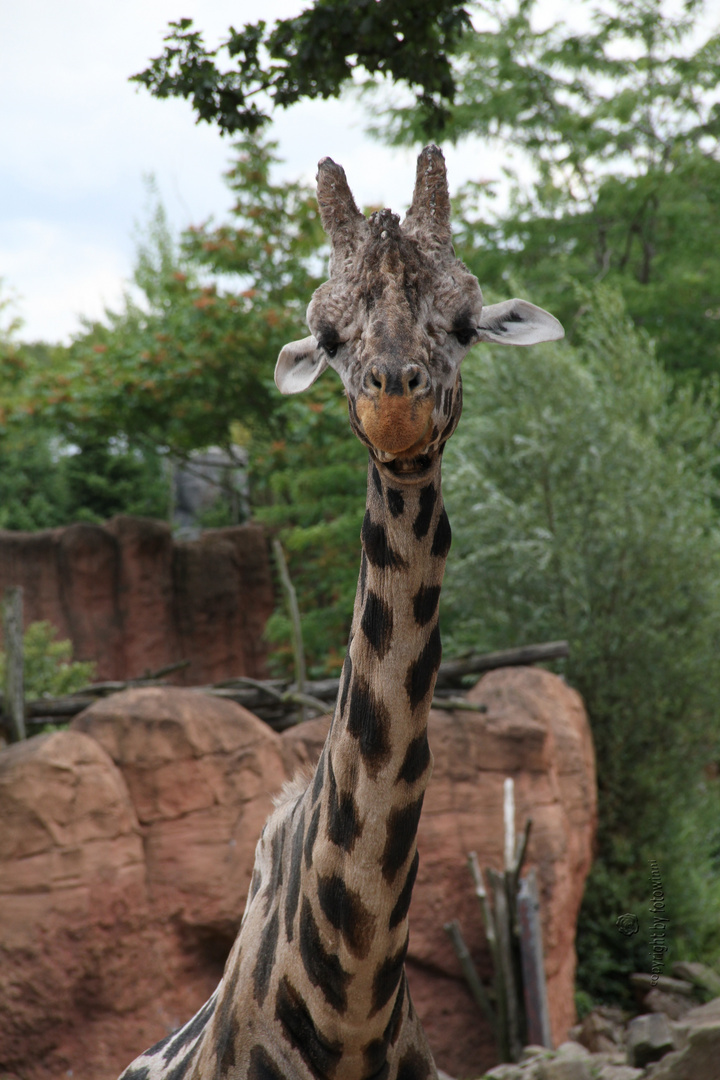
[476,299,565,346]
[275,336,328,395]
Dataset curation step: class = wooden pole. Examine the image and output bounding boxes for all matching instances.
[272,538,307,725]
[503,778,515,873]
[487,867,522,1062]
[444,919,497,1033]
[517,869,553,1048]
[468,851,496,950]
[2,586,26,742]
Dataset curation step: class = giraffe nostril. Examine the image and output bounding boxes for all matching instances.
[369,369,383,391]
[405,365,428,395]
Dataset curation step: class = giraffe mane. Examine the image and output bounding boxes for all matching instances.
[271,767,314,809]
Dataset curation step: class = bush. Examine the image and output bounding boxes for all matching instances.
[441,285,720,1001]
[0,621,95,700]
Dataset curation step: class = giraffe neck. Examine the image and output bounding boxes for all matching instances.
[296,453,451,1053]
[121,455,451,1080]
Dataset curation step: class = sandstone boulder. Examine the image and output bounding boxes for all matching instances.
[72,687,287,935]
[573,1007,627,1054]
[0,689,286,1080]
[0,669,595,1080]
[0,730,158,1076]
[670,962,720,999]
[626,1013,675,1067]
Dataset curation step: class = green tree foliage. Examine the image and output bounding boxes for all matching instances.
[0,621,95,699]
[450,150,720,383]
[11,139,363,675]
[0,420,168,530]
[378,0,720,382]
[254,379,367,679]
[132,1,471,138]
[1,290,169,528]
[1,295,69,527]
[32,143,323,460]
[442,285,720,998]
[62,434,169,523]
[0,421,69,530]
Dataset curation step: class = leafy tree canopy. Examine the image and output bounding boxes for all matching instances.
[132,0,720,383]
[24,142,325,461]
[4,139,366,658]
[132,0,471,138]
[382,0,720,180]
[442,283,720,997]
[378,0,720,382]
[1,287,168,529]
[450,148,720,383]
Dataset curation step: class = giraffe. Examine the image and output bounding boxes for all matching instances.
[118,145,563,1080]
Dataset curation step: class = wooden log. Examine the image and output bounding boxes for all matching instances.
[2,587,26,742]
[434,640,569,688]
[517,869,553,1049]
[430,698,490,713]
[26,696,97,717]
[488,867,522,1063]
[18,638,569,734]
[444,919,497,1034]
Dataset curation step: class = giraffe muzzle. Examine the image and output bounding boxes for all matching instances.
[356,363,434,456]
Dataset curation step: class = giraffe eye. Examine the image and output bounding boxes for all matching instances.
[319,339,340,358]
[452,327,476,347]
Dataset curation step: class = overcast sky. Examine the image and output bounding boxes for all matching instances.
[1,1,715,344]
[0,0,510,344]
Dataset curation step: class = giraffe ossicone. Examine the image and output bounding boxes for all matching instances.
[118,145,562,1080]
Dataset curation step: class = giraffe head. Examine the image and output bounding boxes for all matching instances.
[275,145,563,475]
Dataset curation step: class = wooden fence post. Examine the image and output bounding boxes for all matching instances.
[459,781,545,1063]
[517,868,553,1048]
[2,586,26,742]
[272,539,307,725]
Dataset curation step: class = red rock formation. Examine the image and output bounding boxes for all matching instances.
[0,670,596,1080]
[0,728,164,1077]
[0,516,274,683]
[72,688,287,938]
[0,690,286,1080]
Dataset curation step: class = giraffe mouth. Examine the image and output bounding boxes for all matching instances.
[356,393,434,458]
[373,449,436,478]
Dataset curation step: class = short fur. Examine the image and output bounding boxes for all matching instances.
[118,145,562,1080]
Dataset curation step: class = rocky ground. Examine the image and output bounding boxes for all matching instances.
[452,965,720,1080]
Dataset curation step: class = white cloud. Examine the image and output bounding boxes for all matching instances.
[4,0,713,343]
[0,0,518,342]
[0,218,128,341]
